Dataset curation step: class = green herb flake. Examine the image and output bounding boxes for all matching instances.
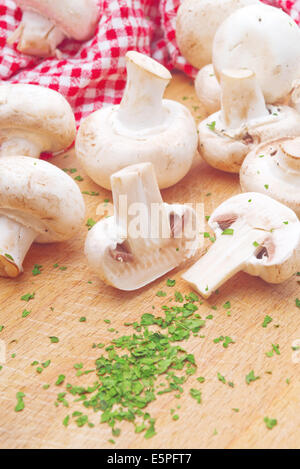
[22,309,31,318]
[246,370,260,385]
[32,264,42,276]
[21,292,35,302]
[264,417,277,430]
[166,279,176,287]
[15,392,25,412]
[86,218,96,230]
[55,374,66,386]
[296,298,300,308]
[156,291,167,297]
[79,317,86,323]
[207,121,216,131]
[262,315,273,328]
[49,336,59,344]
[222,229,234,236]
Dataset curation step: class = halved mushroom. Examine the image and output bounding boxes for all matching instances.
[240,137,300,217]
[176,0,258,70]
[0,84,75,158]
[85,162,199,291]
[9,0,100,57]
[198,69,300,172]
[76,51,198,191]
[0,156,85,277]
[182,193,300,298]
[195,64,221,115]
[213,3,300,105]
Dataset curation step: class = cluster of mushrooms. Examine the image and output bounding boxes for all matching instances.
[1,0,299,298]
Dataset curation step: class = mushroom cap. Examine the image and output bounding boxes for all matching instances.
[0,156,85,243]
[213,3,300,103]
[240,137,300,217]
[195,64,221,115]
[176,0,258,69]
[75,101,197,190]
[0,84,76,155]
[198,105,300,173]
[85,202,198,291]
[210,192,300,283]
[15,0,100,41]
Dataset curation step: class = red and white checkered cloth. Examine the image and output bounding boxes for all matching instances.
[0,0,298,125]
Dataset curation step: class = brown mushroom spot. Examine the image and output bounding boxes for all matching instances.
[214,213,238,231]
[255,237,275,261]
[242,132,254,145]
[109,243,133,263]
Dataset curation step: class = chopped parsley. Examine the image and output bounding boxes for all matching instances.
[15,392,25,412]
[21,293,35,302]
[207,121,216,131]
[32,264,42,276]
[264,417,277,430]
[262,315,272,328]
[246,370,260,385]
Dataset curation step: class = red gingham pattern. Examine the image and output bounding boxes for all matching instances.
[0,0,298,125]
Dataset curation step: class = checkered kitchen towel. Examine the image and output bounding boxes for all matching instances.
[0,0,298,125]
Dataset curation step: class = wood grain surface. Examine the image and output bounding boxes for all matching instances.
[0,72,299,449]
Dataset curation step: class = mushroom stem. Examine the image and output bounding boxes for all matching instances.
[118,51,172,131]
[220,69,269,129]
[277,138,300,171]
[182,220,266,298]
[0,134,43,158]
[8,10,64,57]
[111,163,171,256]
[0,216,37,278]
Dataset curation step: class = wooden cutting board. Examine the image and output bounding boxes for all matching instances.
[0,72,299,449]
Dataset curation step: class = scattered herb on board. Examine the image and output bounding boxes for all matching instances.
[21,292,35,302]
[56,294,205,439]
[264,417,277,430]
[49,336,59,344]
[262,315,272,328]
[15,392,25,412]
[32,264,42,276]
[246,370,260,385]
[296,298,300,308]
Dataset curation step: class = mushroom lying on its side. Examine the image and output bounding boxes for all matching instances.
[240,137,300,217]
[0,84,75,158]
[85,162,199,291]
[9,0,100,57]
[198,69,300,173]
[176,0,258,70]
[0,156,85,277]
[76,51,198,191]
[194,64,221,115]
[182,193,300,298]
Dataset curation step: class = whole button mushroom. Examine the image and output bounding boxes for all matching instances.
[0,156,85,278]
[182,193,300,298]
[213,3,300,105]
[194,64,221,116]
[76,51,198,191]
[9,0,100,57]
[240,137,300,217]
[85,162,199,291]
[0,84,75,159]
[198,69,300,172]
[176,0,258,70]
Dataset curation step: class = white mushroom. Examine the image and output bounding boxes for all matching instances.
[0,84,76,158]
[76,51,198,191]
[176,0,258,70]
[198,69,300,173]
[194,64,221,115]
[240,137,300,217]
[9,0,100,57]
[85,162,199,291]
[0,156,85,277]
[213,3,300,104]
[182,193,300,298]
